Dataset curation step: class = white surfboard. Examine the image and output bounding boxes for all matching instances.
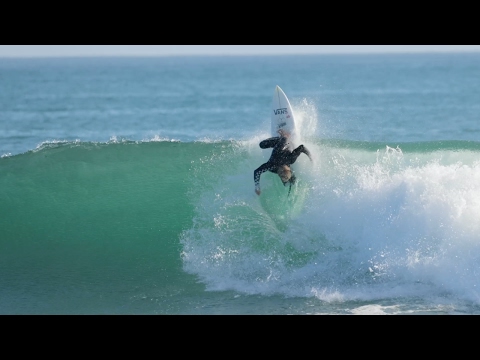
[260,85,308,210]
[271,85,298,148]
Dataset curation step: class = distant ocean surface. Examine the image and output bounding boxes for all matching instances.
[2,53,480,314]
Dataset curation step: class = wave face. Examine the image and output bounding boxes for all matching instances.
[2,138,480,314]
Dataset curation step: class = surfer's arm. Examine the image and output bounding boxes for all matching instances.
[254,163,273,195]
[259,137,280,149]
[291,144,313,163]
[302,145,313,162]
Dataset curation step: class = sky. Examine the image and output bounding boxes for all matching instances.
[0,45,480,58]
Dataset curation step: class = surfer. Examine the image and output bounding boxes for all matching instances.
[254,129,312,196]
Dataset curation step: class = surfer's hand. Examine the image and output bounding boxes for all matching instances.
[255,187,261,195]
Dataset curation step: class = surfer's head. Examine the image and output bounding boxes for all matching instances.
[278,165,292,184]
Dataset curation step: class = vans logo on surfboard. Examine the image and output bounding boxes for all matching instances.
[273,108,288,115]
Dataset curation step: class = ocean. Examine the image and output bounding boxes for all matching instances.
[1,53,480,314]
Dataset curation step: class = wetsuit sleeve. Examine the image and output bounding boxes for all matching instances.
[254,163,273,188]
[302,145,312,161]
[259,137,280,149]
[289,144,313,163]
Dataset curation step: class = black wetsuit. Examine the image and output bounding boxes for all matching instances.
[254,136,311,188]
